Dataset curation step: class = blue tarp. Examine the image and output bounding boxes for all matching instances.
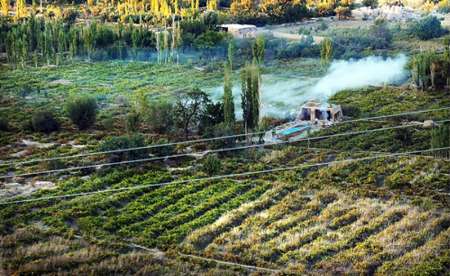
[279,126,309,136]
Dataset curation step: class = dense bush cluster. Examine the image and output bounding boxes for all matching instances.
[99,134,148,162]
[408,16,447,40]
[65,96,97,130]
[332,20,393,58]
[31,110,60,133]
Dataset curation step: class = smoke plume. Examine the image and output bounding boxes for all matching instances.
[307,54,408,100]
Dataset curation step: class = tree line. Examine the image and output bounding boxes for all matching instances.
[409,38,450,90]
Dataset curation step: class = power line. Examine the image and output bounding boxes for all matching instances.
[126,241,280,273]
[2,119,448,180]
[1,146,448,206]
[2,106,449,167]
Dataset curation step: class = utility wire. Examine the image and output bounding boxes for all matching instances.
[1,146,449,205]
[2,106,449,167]
[126,241,281,273]
[1,119,448,180]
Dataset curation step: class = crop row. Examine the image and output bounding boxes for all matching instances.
[203,193,362,267]
[104,180,210,231]
[119,181,242,236]
[315,212,450,274]
[183,181,299,251]
[146,181,273,248]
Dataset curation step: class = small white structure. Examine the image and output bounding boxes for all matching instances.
[265,101,343,143]
[219,24,257,38]
[297,100,343,123]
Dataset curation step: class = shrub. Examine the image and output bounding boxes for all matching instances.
[147,100,174,134]
[98,134,148,162]
[0,117,9,131]
[149,137,175,156]
[409,16,446,40]
[126,112,141,133]
[362,0,378,8]
[203,154,221,175]
[101,114,115,131]
[341,105,360,117]
[31,111,60,133]
[332,22,393,58]
[204,123,236,149]
[66,96,97,130]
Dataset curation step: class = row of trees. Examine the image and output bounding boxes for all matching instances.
[409,38,450,90]
[1,16,187,67]
[1,0,358,26]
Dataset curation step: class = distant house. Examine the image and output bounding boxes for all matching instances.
[219,24,257,38]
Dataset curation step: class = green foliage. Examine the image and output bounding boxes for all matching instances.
[65,96,97,130]
[431,123,450,158]
[0,116,9,131]
[408,16,446,40]
[99,134,148,162]
[320,38,333,65]
[394,128,413,147]
[175,88,210,138]
[260,0,309,24]
[223,63,235,126]
[126,112,141,133]
[31,110,60,133]
[241,63,260,131]
[203,154,221,175]
[252,35,265,64]
[101,113,115,131]
[332,21,392,59]
[199,101,224,134]
[362,0,377,8]
[193,30,228,49]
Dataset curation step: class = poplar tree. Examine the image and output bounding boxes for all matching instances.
[252,35,265,64]
[227,40,234,70]
[320,38,333,66]
[241,63,260,134]
[15,0,27,20]
[223,63,235,126]
[1,0,8,16]
[207,0,218,10]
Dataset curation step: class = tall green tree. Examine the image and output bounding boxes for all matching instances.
[252,35,265,64]
[227,40,235,70]
[320,38,333,66]
[223,63,235,126]
[241,63,261,134]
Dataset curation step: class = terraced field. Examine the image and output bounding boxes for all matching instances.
[1,146,449,274]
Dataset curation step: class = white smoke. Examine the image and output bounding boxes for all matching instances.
[307,54,409,100]
[206,54,409,118]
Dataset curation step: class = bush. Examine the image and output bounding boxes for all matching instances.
[101,114,115,131]
[409,16,446,40]
[203,154,221,175]
[149,137,175,156]
[204,122,236,149]
[126,112,141,133]
[66,96,97,130]
[0,117,9,131]
[341,105,360,117]
[332,22,393,58]
[147,100,175,134]
[31,111,60,133]
[99,134,148,162]
[362,0,378,8]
